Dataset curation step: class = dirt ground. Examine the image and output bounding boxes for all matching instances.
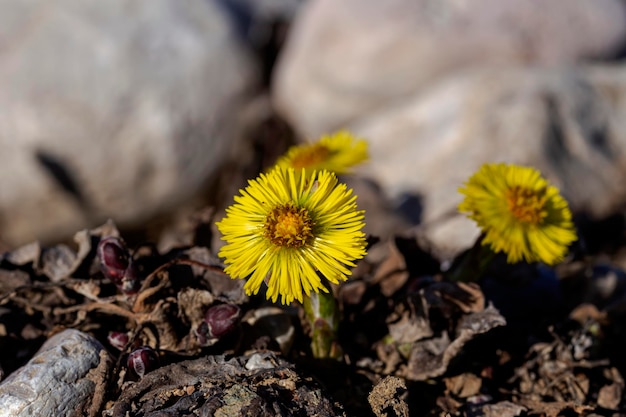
[0,201,625,416]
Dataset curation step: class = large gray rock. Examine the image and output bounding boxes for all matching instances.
[273,0,626,138]
[0,329,110,417]
[0,0,258,245]
[352,65,626,259]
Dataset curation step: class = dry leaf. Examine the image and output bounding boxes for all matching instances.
[368,376,409,417]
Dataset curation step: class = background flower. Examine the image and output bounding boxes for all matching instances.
[216,168,367,304]
[274,130,368,175]
[458,163,577,265]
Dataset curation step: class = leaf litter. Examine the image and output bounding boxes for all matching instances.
[0,214,624,416]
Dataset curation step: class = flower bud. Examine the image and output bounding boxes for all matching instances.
[204,304,241,339]
[107,331,130,351]
[127,346,159,378]
[194,321,211,346]
[194,304,241,346]
[118,264,141,295]
[97,236,141,294]
[98,237,129,281]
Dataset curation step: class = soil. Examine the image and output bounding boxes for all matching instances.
[0,207,625,417]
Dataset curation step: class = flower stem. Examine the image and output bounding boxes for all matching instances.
[302,290,342,359]
[447,234,496,282]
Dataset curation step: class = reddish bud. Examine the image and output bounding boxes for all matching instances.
[107,331,130,351]
[194,304,241,347]
[98,237,129,281]
[127,346,159,378]
[204,304,241,339]
[97,236,141,294]
[118,264,141,295]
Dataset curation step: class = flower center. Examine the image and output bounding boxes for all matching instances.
[289,144,331,169]
[505,186,548,225]
[264,203,314,247]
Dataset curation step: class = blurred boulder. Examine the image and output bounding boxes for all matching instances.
[353,65,626,259]
[224,0,303,24]
[273,0,626,137]
[0,0,258,245]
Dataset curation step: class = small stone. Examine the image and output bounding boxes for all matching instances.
[0,329,110,417]
[245,352,279,371]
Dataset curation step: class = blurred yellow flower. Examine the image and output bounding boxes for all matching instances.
[458,163,577,265]
[216,167,367,304]
[275,130,368,175]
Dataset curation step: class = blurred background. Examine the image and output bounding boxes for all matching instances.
[2,0,626,261]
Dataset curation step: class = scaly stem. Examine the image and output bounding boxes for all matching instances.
[302,289,342,359]
[447,234,496,282]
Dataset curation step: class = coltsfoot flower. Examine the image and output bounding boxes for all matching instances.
[458,163,577,265]
[275,130,368,175]
[216,168,367,304]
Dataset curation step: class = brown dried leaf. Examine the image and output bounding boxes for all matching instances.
[597,367,624,409]
[569,303,608,325]
[404,305,506,380]
[375,340,405,375]
[177,288,215,330]
[38,244,77,282]
[136,299,180,351]
[2,241,41,266]
[184,247,246,303]
[444,373,482,398]
[132,269,171,314]
[387,295,432,344]
[481,401,525,417]
[388,309,432,345]
[518,399,592,417]
[339,280,367,305]
[598,383,622,410]
[368,376,408,417]
[68,280,101,300]
[446,282,485,313]
[436,394,462,415]
[72,220,120,273]
[403,333,450,380]
[372,240,409,297]
[8,220,122,284]
[0,269,31,294]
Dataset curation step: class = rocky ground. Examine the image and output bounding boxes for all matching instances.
[0,209,625,416]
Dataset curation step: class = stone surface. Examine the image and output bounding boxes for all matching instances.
[226,0,303,21]
[109,352,345,416]
[0,0,258,246]
[273,0,626,137]
[351,65,626,259]
[0,329,110,417]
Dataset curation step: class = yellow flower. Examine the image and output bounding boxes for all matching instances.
[216,167,367,304]
[275,130,368,175]
[458,163,577,265]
